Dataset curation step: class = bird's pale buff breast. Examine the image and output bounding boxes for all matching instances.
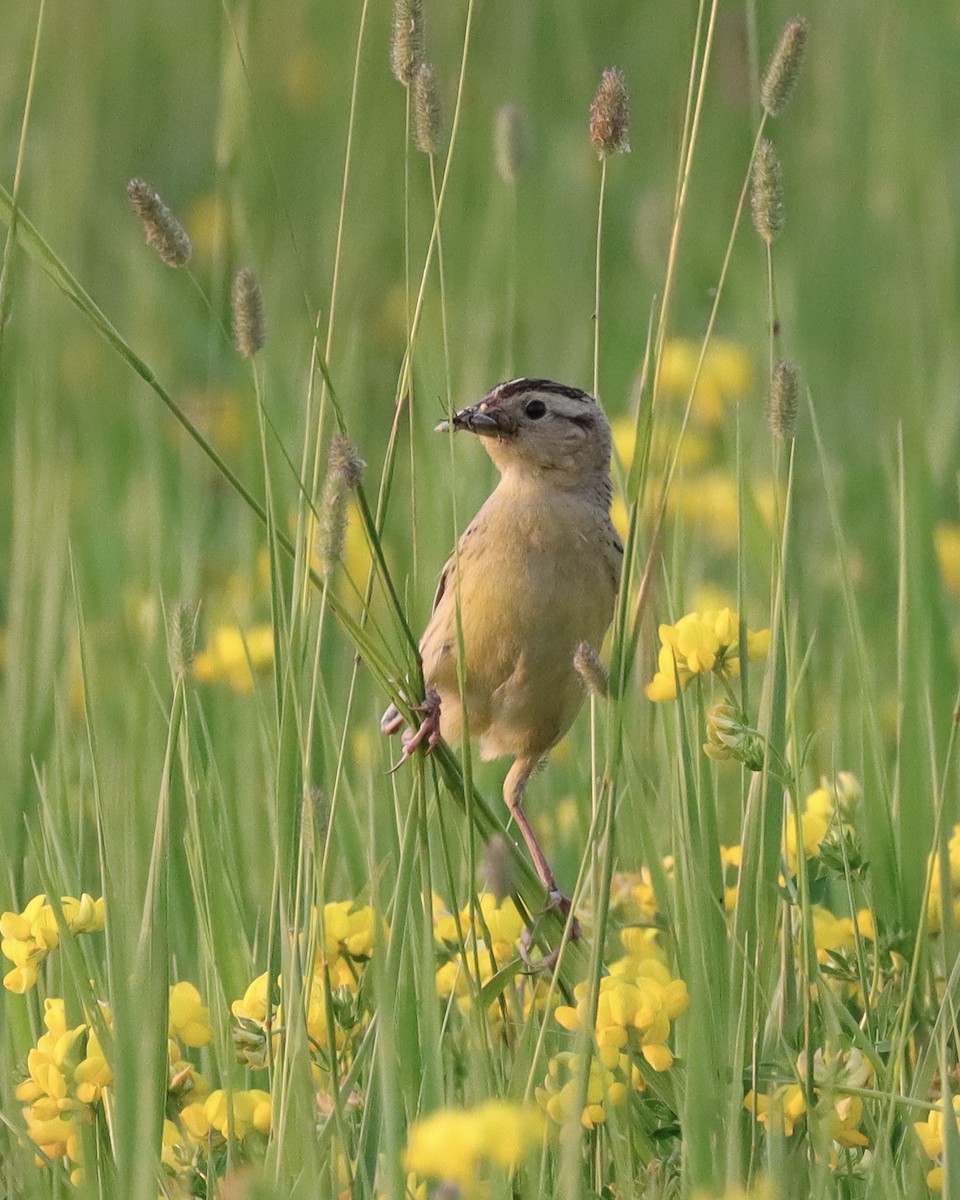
[419,478,620,761]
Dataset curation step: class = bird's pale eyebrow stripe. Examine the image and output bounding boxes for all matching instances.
[494,377,593,404]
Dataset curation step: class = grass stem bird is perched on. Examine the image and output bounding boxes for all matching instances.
[382,378,622,948]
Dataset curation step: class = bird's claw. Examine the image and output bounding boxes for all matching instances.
[384,688,442,773]
[519,889,581,972]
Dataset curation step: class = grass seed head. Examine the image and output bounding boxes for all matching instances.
[390,0,424,85]
[760,18,809,118]
[316,436,365,578]
[481,833,517,905]
[767,360,799,439]
[231,266,266,359]
[413,63,444,155]
[574,641,609,699]
[751,139,785,244]
[494,104,528,185]
[590,68,630,157]
[126,178,192,268]
[167,601,198,678]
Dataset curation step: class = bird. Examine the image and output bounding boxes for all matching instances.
[381,377,622,939]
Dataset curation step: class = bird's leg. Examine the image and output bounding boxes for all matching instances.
[503,756,581,967]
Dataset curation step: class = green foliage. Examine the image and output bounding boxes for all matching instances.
[2,2,960,1199]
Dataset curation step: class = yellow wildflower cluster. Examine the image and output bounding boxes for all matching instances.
[536,1050,635,1129]
[231,900,381,1080]
[539,932,688,1127]
[915,1095,960,1193]
[14,998,112,1185]
[192,622,274,693]
[783,773,860,876]
[178,1087,272,1142]
[433,892,550,1024]
[718,775,862,912]
[1,893,105,993]
[14,979,213,1188]
[403,1100,544,1195]
[609,868,660,925]
[646,607,770,702]
[744,1047,872,1159]
[610,340,772,547]
[658,337,754,427]
[926,823,960,934]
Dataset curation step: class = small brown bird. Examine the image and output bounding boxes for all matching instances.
[382,378,622,928]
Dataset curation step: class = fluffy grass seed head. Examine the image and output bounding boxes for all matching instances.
[590,68,630,157]
[767,360,799,439]
[167,600,198,678]
[495,104,528,185]
[126,178,192,268]
[390,0,424,85]
[760,18,809,118]
[481,833,517,905]
[574,641,608,699]
[316,436,365,578]
[751,139,785,245]
[413,63,444,155]
[231,266,266,358]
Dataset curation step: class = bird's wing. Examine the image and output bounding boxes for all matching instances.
[431,553,453,615]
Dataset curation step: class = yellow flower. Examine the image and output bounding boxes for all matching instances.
[403,1101,543,1191]
[169,982,211,1048]
[743,1083,806,1136]
[555,953,687,1074]
[2,895,105,992]
[936,522,960,598]
[658,338,754,426]
[232,971,271,1024]
[811,907,856,959]
[192,623,274,693]
[321,900,380,963]
[432,894,463,944]
[203,1088,271,1141]
[476,893,524,963]
[915,1096,960,1191]
[74,1029,112,1104]
[536,1051,631,1129]
[645,608,770,702]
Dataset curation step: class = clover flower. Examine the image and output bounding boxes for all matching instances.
[645,608,770,702]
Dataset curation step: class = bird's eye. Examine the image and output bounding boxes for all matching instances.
[524,399,547,419]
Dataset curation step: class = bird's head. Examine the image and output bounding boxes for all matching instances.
[435,378,612,483]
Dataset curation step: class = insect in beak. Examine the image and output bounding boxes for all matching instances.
[435,402,504,435]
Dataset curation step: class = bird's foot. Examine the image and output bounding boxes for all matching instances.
[519,889,581,972]
[384,688,442,772]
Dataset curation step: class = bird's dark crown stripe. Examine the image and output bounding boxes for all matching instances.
[493,378,593,403]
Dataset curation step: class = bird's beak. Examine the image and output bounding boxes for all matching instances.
[434,402,504,436]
